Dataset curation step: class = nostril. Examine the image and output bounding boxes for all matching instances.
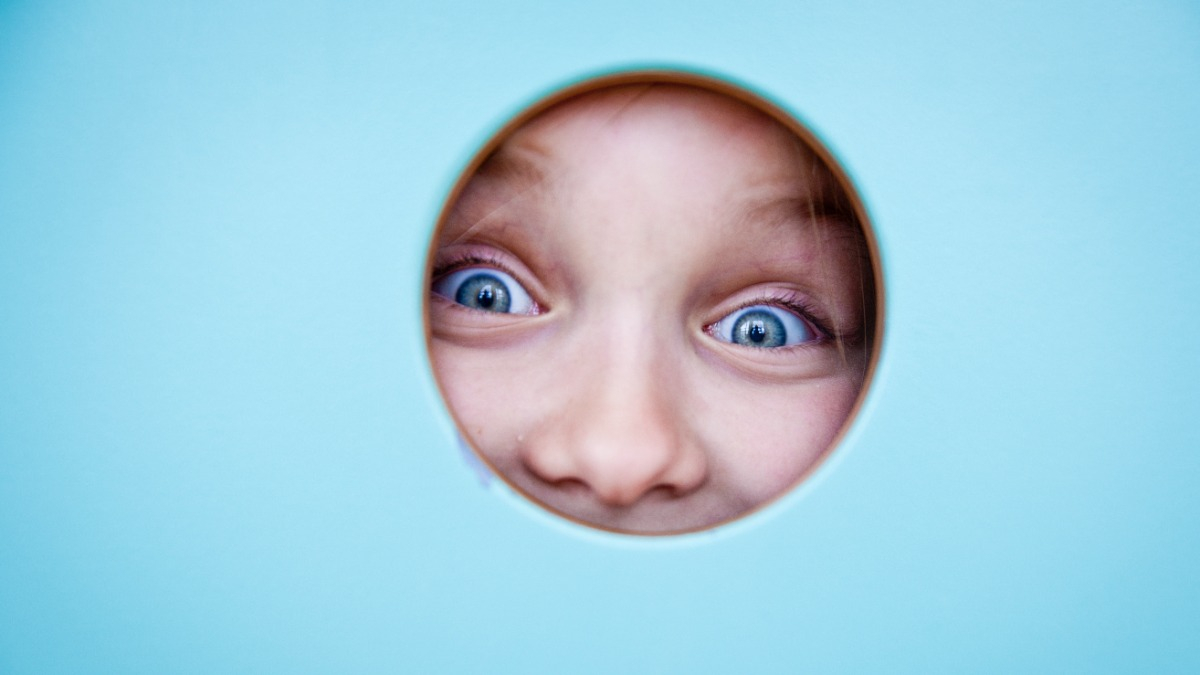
[636,483,693,504]
[519,442,576,485]
[666,445,709,496]
[544,476,590,496]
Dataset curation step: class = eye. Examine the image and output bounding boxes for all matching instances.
[710,305,818,348]
[432,267,537,314]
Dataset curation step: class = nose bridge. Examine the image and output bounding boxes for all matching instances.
[520,308,708,507]
[599,304,670,395]
[588,317,678,450]
[566,294,679,416]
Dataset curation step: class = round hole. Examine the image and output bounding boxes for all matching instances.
[424,70,883,535]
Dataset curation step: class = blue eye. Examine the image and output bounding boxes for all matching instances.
[432,267,536,314]
[711,305,816,348]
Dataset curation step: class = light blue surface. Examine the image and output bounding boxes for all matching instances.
[3,1,1199,672]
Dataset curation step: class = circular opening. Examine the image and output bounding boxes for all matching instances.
[425,70,883,536]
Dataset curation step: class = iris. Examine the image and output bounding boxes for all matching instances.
[455,272,511,313]
[732,309,787,347]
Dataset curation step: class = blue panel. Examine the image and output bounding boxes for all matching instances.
[2,1,1198,672]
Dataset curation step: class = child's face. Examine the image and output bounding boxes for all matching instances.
[428,84,873,534]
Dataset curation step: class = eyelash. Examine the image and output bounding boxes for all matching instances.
[432,251,515,280]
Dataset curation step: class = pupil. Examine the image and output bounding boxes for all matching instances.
[749,321,766,343]
[476,285,495,308]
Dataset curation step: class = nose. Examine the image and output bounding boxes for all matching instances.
[519,342,709,508]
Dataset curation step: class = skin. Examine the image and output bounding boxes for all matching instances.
[428,84,873,534]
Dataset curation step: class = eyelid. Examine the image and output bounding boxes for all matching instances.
[434,248,515,284]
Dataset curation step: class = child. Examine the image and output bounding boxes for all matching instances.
[426,76,878,534]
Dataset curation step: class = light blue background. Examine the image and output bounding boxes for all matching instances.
[3,1,1199,672]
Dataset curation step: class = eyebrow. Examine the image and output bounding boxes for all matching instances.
[440,145,553,245]
[735,191,858,237]
[727,192,870,293]
[473,144,549,190]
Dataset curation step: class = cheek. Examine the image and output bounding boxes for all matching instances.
[695,374,861,503]
[429,340,537,462]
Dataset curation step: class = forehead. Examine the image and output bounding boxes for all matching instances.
[455,84,854,231]
[448,85,858,248]
[501,85,821,191]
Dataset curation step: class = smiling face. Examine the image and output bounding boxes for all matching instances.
[427,82,876,534]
